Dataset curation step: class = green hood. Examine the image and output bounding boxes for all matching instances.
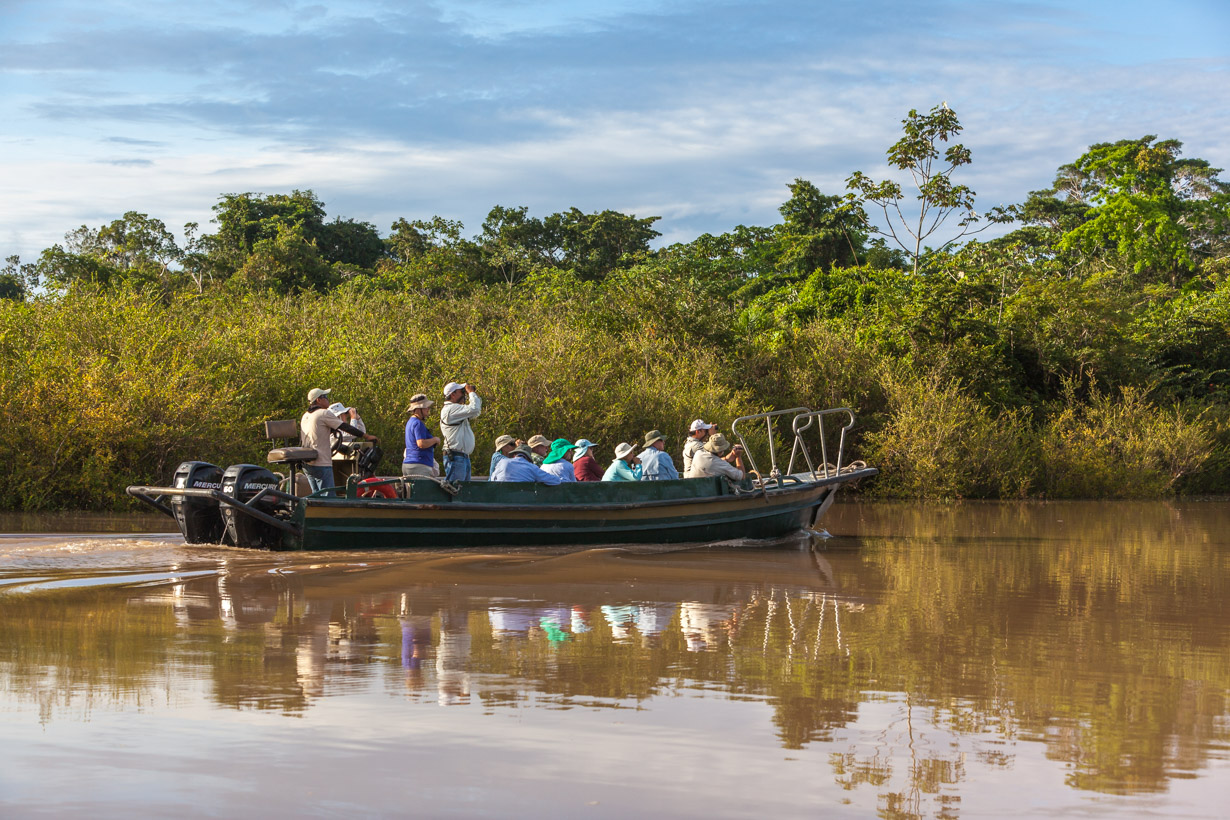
[542,437,575,465]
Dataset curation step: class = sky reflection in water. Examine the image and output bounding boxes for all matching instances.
[0,501,1227,818]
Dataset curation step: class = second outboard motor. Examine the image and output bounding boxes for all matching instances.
[171,461,225,545]
[220,464,284,550]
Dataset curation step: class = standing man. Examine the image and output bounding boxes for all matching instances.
[301,387,379,494]
[638,430,679,480]
[439,381,482,483]
[683,419,716,476]
[403,393,439,478]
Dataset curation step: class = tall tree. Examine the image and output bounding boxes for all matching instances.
[846,104,1006,274]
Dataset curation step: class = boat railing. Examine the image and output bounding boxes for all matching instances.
[731,406,857,490]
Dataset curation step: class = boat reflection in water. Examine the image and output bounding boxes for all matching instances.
[123,545,864,715]
[1,501,1228,818]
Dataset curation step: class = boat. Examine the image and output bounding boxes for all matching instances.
[126,406,876,550]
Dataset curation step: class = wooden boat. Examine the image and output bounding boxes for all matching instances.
[126,407,875,550]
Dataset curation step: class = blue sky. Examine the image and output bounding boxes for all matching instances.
[2,0,1228,261]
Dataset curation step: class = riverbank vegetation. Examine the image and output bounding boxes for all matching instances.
[2,105,1228,509]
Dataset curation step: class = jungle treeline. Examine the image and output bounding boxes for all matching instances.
[2,107,1229,509]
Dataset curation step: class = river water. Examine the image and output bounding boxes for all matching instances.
[0,501,1227,818]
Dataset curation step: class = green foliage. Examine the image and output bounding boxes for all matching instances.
[5,114,1230,505]
[1022,137,1230,281]
[233,223,338,294]
[862,366,1035,498]
[1039,384,1212,497]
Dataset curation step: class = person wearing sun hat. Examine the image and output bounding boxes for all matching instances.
[571,439,603,481]
[682,419,717,475]
[489,445,563,484]
[602,442,643,482]
[685,432,746,481]
[638,429,679,481]
[402,393,439,478]
[300,387,378,494]
[488,434,517,476]
[540,438,578,482]
[526,434,552,465]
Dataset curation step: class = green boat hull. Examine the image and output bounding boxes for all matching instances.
[128,469,876,551]
[286,472,873,550]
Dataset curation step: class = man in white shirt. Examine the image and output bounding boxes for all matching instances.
[439,381,482,483]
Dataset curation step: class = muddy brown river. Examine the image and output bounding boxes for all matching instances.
[1,501,1227,818]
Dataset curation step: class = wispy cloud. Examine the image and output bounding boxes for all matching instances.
[1,0,1228,260]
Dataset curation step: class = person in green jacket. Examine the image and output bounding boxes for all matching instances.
[602,442,643,481]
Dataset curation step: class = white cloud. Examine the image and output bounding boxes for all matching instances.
[2,1,1228,261]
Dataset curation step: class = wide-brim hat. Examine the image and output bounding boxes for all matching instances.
[613,442,635,460]
[643,429,666,447]
[308,387,332,403]
[543,437,575,465]
[494,434,516,450]
[573,439,596,458]
[511,445,534,460]
[704,433,732,455]
[405,393,435,412]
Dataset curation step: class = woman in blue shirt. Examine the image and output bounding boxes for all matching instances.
[402,394,439,478]
[602,442,643,481]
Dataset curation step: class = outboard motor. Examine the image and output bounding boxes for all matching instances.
[220,464,284,550]
[171,461,225,544]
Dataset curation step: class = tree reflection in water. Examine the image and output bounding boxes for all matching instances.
[0,501,1227,816]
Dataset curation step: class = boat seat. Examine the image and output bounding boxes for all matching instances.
[267,446,319,465]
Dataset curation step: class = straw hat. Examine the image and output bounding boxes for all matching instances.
[703,433,732,455]
[405,393,434,413]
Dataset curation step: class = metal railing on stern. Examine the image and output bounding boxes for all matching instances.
[730,406,857,489]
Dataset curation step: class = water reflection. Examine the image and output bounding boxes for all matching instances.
[1,502,1228,817]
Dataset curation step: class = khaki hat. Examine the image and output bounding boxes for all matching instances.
[307,387,332,403]
[527,434,551,449]
[405,393,434,412]
[643,429,666,447]
[704,433,732,455]
[494,434,516,450]
[614,442,635,460]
